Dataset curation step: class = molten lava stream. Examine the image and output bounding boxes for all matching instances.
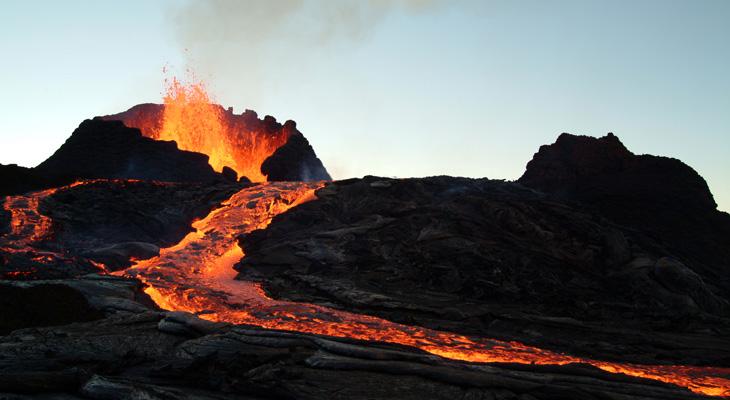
[2,187,58,249]
[0,180,119,256]
[120,182,730,398]
[0,180,147,275]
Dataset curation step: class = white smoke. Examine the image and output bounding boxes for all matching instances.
[167,0,446,100]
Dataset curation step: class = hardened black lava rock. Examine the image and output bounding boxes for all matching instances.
[35,118,229,183]
[518,132,730,299]
[261,121,332,182]
[236,135,730,368]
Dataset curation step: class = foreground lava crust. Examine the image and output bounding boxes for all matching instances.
[111,182,728,397]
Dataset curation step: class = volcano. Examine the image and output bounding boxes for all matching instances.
[1,82,729,399]
[101,77,330,183]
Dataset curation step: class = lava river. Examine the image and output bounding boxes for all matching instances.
[116,181,730,398]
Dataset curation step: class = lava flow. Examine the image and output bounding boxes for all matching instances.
[0,180,123,277]
[121,182,730,398]
[0,180,105,255]
[112,76,291,182]
[2,187,57,249]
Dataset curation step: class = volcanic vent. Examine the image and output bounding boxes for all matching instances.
[102,78,330,183]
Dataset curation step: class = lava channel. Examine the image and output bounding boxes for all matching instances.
[0,180,124,276]
[119,182,730,398]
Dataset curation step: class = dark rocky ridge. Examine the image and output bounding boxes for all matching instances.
[0,119,237,198]
[101,102,165,136]
[1,104,330,198]
[36,118,229,183]
[518,132,730,296]
[0,164,57,197]
[518,133,717,210]
[262,121,332,181]
[0,283,104,335]
[103,104,331,182]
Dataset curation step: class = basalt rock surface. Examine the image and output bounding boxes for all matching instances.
[0,286,714,400]
[0,119,236,199]
[36,119,231,183]
[41,180,242,258]
[236,171,730,367]
[0,164,57,197]
[518,133,730,295]
[261,122,332,182]
[0,283,104,335]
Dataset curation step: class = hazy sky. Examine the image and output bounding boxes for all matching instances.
[1,0,728,210]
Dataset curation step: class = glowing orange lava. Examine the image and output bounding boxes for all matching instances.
[0,179,145,272]
[114,77,292,182]
[121,182,730,398]
[3,188,56,247]
[1,181,95,251]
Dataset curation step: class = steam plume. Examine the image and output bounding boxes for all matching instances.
[168,0,444,101]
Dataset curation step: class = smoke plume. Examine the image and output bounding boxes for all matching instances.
[167,0,444,103]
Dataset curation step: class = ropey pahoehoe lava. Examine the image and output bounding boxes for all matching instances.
[1,78,729,399]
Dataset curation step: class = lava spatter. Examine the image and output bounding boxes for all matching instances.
[112,77,291,182]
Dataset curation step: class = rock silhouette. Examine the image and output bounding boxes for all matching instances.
[261,120,332,181]
[518,133,730,300]
[36,118,229,183]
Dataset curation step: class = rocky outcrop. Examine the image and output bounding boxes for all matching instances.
[261,121,332,181]
[101,103,165,136]
[0,283,103,335]
[81,242,160,269]
[0,164,58,197]
[1,118,241,198]
[35,118,231,183]
[518,133,730,296]
[518,133,716,211]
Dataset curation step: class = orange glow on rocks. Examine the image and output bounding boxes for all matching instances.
[112,76,292,182]
[159,77,237,176]
[1,180,95,252]
[121,182,730,398]
[0,179,148,272]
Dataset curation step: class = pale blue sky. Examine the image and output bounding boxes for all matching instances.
[1,1,728,210]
